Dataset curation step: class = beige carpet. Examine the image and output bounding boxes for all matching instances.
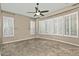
[1,38,79,56]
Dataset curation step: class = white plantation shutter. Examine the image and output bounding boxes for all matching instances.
[64,12,78,36]
[54,18,58,34]
[57,16,63,35]
[45,20,50,34]
[3,16,14,37]
[64,15,70,35]
[70,12,77,36]
[30,20,35,34]
[39,21,46,34]
[48,19,54,35]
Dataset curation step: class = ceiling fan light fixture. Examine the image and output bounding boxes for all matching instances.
[35,12,40,15]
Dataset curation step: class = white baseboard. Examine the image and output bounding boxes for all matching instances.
[37,37,79,47]
[2,36,79,47]
[2,36,35,44]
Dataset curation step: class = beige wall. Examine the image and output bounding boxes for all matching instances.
[1,11,35,43]
[36,5,79,46]
[0,4,1,42]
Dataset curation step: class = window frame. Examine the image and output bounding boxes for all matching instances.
[63,12,78,38]
[3,16,14,37]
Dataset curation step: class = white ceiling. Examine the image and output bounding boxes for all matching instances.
[1,3,74,18]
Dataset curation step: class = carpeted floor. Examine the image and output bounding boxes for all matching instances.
[1,38,79,56]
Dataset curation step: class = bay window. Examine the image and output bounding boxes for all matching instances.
[38,12,78,38]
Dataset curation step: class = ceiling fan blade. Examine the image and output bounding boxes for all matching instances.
[34,14,37,17]
[38,10,40,12]
[40,10,49,13]
[40,13,44,16]
[27,12,35,13]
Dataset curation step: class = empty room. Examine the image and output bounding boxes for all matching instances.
[0,3,79,56]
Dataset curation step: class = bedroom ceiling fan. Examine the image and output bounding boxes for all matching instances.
[27,3,49,17]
